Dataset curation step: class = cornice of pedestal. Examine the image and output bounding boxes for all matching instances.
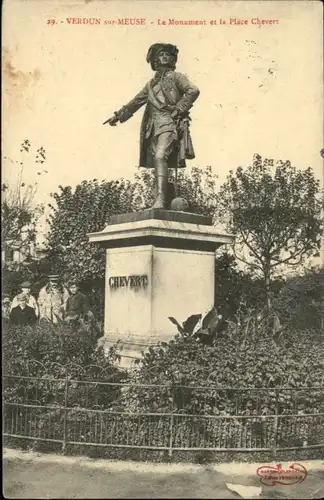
[88,215,234,252]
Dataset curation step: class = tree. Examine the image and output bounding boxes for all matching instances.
[129,166,218,216]
[46,178,139,282]
[218,154,324,309]
[173,166,219,216]
[45,179,135,318]
[275,266,324,331]
[131,165,219,217]
[214,252,284,319]
[2,139,46,264]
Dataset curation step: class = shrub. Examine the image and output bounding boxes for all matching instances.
[3,315,324,459]
[125,315,324,449]
[275,267,324,330]
[3,322,128,406]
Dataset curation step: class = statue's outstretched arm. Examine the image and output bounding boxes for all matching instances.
[103,85,148,126]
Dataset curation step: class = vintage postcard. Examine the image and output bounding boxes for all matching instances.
[2,0,324,498]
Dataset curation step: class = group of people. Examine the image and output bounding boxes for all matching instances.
[2,275,94,328]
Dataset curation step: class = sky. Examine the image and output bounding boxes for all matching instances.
[2,0,323,238]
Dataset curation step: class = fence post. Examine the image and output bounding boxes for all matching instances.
[168,386,174,458]
[62,376,69,454]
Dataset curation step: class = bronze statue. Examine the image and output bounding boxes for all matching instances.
[103,43,200,209]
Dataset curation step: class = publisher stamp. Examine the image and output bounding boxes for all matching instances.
[257,463,308,486]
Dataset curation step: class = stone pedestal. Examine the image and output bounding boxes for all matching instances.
[88,209,233,367]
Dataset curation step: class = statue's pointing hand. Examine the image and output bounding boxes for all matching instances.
[103,113,119,126]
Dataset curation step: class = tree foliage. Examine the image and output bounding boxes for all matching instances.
[275,266,324,330]
[46,179,135,282]
[2,140,46,253]
[214,252,284,318]
[131,165,219,216]
[2,258,58,299]
[218,154,324,307]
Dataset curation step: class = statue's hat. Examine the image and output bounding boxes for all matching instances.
[146,43,178,64]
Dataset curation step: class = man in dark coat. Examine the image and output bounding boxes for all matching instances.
[63,282,101,337]
[9,294,37,326]
[104,43,200,208]
[64,282,90,323]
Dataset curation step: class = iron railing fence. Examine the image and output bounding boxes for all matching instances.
[3,374,324,456]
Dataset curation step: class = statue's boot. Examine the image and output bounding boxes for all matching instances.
[152,159,168,209]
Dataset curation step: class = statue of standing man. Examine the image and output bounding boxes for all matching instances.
[104,43,200,209]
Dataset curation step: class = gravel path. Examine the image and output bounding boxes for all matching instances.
[3,448,324,499]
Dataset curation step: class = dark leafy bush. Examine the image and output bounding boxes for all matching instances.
[133,322,324,390]
[275,266,324,330]
[3,321,121,376]
[3,322,128,440]
[125,315,324,449]
[3,315,324,459]
[214,253,284,319]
